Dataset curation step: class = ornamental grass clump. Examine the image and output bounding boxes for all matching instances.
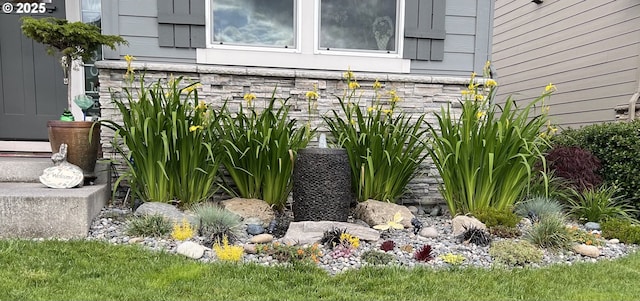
[525,213,572,251]
[125,214,172,237]
[103,69,221,206]
[323,70,430,203]
[515,196,565,222]
[218,91,312,210]
[192,203,242,246]
[567,184,638,223]
[427,62,554,215]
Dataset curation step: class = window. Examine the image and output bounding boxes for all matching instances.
[319,0,398,53]
[200,0,409,73]
[81,0,102,118]
[211,0,296,48]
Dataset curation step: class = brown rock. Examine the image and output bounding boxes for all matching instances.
[243,244,257,254]
[573,244,601,258]
[353,199,415,228]
[249,233,274,244]
[451,215,487,237]
[220,198,275,226]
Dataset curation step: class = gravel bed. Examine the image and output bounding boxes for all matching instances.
[86,205,638,275]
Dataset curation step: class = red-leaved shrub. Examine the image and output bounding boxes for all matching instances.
[546,146,602,190]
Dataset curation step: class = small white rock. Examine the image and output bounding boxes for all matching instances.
[419,227,439,238]
[176,241,206,259]
[608,239,620,244]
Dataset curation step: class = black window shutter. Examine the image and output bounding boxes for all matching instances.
[157,0,205,48]
[403,0,446,61]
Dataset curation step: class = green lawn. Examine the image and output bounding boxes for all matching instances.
[0,240,638,301]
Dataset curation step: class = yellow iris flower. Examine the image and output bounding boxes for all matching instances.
[348,81,360,90]
[243,93,257,105]
[545,83,557,92]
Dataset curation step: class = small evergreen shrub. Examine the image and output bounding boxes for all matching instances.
[256,242,322,264]
[553,120,640,218]
[192,203,242,246]
[545,146,602,190]
[471,208,520,228]
[567,226,604,246]
[361,250,395,265]
[489,225,522,238]
[125,214,172,237]
[489,240,543,266]
[515,196,565,222]
[601,218,640,244]
[524,213,571,250]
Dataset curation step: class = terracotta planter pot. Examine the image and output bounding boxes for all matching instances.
[47,120,101,179]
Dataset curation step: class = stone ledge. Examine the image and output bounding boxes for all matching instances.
[0,182,109,239]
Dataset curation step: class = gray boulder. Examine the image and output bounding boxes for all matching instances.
[134,202,198,225]
[354,199,415,228]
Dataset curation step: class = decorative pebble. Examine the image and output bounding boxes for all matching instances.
[88,205,638,276]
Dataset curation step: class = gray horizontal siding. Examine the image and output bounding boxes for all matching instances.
[411,0,493,75]
[492,0,640,128]
[102,0,196,62]
[102,0,493,75]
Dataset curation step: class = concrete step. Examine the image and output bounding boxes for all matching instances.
[0,157,53,182]
[0,162,111,239]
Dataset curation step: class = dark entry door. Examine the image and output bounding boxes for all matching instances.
[0,2,67,140]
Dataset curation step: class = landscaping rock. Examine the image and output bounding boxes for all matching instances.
[220,198,275,226]
[283,221,381,245]
[246,224,265,235]
[608,239,620,244]
[250,234,274,244]
[584,222,601,231]
[354,199,415,228]
[128,237,143,244]
[407,206,419,215]
[176,241,205,259]
[451,215,487,237]
[429,205,442,217]
[243,244,257,254]
[573,244,600,258]
[419,227,439,238]
[134,202,198,225]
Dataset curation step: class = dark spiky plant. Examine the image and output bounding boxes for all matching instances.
[457,226,492,246]
[320,228,346,249]
[380,240,396,252]
[414,245,434,262]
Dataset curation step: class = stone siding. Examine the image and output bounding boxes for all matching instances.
[96,61,468,206]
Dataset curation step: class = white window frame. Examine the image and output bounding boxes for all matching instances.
[205,0,301,53]
[198,0,410,73]
[314,0,404,59]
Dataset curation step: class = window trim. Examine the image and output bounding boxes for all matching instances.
[313,0,405,59]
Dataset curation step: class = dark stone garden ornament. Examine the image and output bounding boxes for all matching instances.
[39,143,84,189]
